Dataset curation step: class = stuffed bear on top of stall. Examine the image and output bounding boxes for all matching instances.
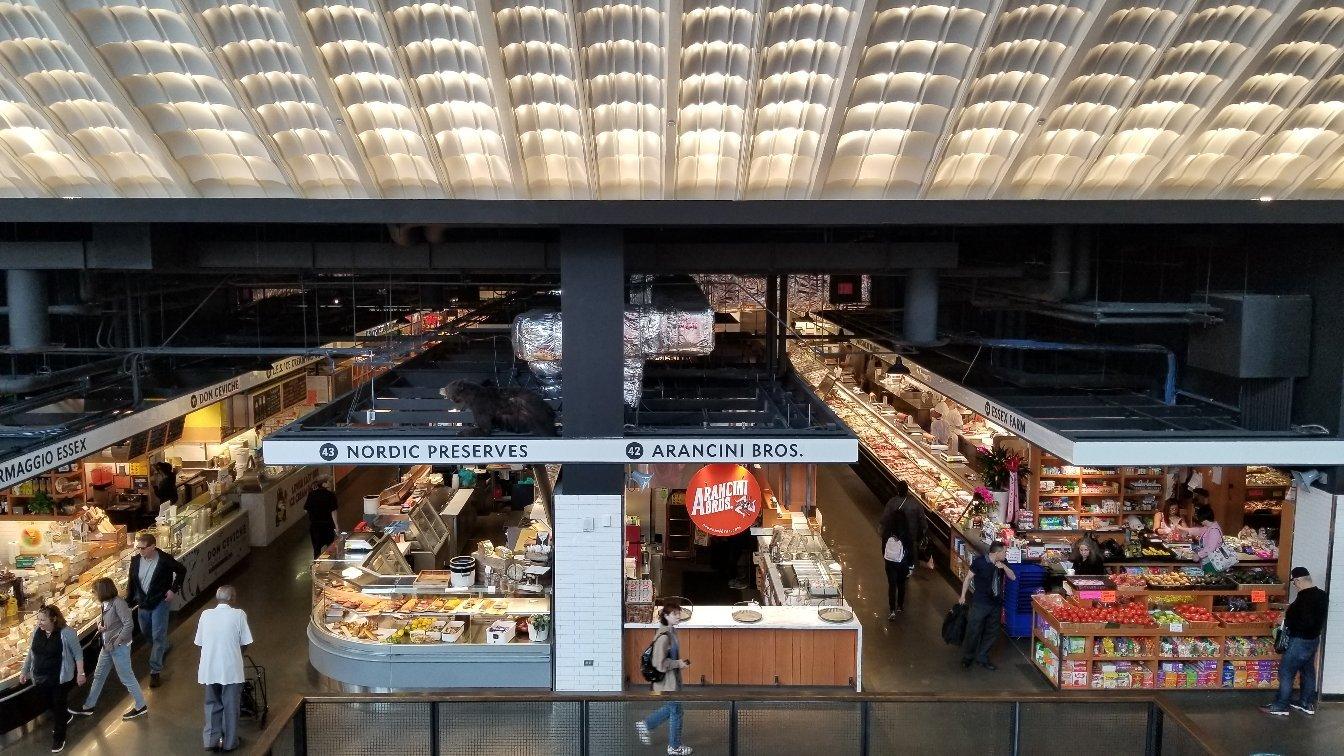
[441,380,558,436]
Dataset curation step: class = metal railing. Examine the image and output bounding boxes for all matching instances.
[248,691,1224,756]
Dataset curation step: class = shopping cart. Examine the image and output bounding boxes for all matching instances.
[239,655,268,726]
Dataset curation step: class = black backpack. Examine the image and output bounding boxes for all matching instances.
[640,634,666,683]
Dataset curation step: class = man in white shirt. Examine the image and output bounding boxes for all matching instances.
[195,585,253,753]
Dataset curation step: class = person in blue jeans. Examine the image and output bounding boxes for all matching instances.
[69,578,147,720]
[1261,567,1328,717]
[127,532,187,687]
[635,599,693,755]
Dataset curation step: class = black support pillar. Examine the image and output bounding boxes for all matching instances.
[560,228,626,494]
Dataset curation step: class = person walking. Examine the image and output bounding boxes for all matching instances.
[19,605,85,753]
[959,542,1016,670]
[196,585,254,752]
[881,503,910,619]
[128,531,187,687]
[68,577,147,720]
[1260,567,1328,717]
[303,476,339,558]
[635,599,693,755]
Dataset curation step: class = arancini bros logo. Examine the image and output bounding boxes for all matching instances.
[685,464,762,537]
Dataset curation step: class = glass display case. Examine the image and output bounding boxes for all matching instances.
[1,545,133,688]
[155,489,241,554]
[310,535,552,647]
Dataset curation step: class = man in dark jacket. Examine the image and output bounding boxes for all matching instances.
[128,532,187,687]
[1261,567,1328,716]
[303,478,340,558]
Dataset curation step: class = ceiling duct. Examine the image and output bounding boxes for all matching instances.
[513,278,716,406]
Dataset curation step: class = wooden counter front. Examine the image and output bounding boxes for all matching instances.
[623,627,857,688]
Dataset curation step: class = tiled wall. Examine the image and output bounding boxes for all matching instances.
[553,493,624,691]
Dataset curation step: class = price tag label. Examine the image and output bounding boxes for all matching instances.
[1251,590,1267,604]
[1171,623,1183,633]
[1079,590,1101,600]
[1007,547,1023,564]
[1100,590,1117,603]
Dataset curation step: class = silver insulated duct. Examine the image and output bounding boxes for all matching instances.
[513,279,715,407]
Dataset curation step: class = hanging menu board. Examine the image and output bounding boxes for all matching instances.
[126,431,150,460]
[281,375,307,409]
[145,423,166,452]
[361,536,413,576]
[251,385,283,425]
[166,416,185,444]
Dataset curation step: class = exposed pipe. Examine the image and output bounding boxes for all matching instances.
[903,268,939,345]
[1048,226,1072,301]
[0,304,98,316]
[951,337,1177,405]
[7,270,50,349]
[0,356,123,394]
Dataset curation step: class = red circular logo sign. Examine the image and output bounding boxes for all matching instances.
[686,464,762,537]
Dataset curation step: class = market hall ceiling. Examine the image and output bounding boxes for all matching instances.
[0,0,1343,200]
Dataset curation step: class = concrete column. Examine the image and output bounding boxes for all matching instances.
[903,267,939,345]
[7,270,49,349]
[556,228,626,692]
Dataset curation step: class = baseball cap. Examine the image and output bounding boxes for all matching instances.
[1290,567,1310,580]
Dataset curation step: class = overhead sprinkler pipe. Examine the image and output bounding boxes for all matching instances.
[952,337,1177,405]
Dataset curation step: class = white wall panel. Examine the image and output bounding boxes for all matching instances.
[552,493,623,692]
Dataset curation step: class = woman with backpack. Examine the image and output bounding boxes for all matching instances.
[635,599,693,755]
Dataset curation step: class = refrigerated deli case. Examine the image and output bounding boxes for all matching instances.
[308,535,552,690]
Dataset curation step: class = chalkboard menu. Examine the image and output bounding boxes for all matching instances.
[145,423,166,451]
[281,375,307,409]
[166,416,185,443]
[251,386,283,424]
[126,431,150,460]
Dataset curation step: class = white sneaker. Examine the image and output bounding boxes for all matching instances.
[634,721,650,745]
[668,746,693,755]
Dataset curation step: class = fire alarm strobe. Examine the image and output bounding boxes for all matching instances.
[686,464,762,537]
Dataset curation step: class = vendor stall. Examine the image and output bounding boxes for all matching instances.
[307,475,554,690]
[622,462,861,689]
[1031,573,1286,691]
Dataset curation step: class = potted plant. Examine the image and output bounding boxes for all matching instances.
[528,613,550,642]
[977,446,1026,518]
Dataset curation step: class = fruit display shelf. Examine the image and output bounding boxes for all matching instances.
[1030,593,1282,692]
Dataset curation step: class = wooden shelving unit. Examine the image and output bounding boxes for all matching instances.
[1031,588,1285,692]
[0,466,86,513]
[1029,450,1167,532]
[664,489,695,559]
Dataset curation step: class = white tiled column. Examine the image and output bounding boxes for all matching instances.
[553,493,624,691]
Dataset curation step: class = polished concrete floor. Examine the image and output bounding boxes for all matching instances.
[6,465,1340,755]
